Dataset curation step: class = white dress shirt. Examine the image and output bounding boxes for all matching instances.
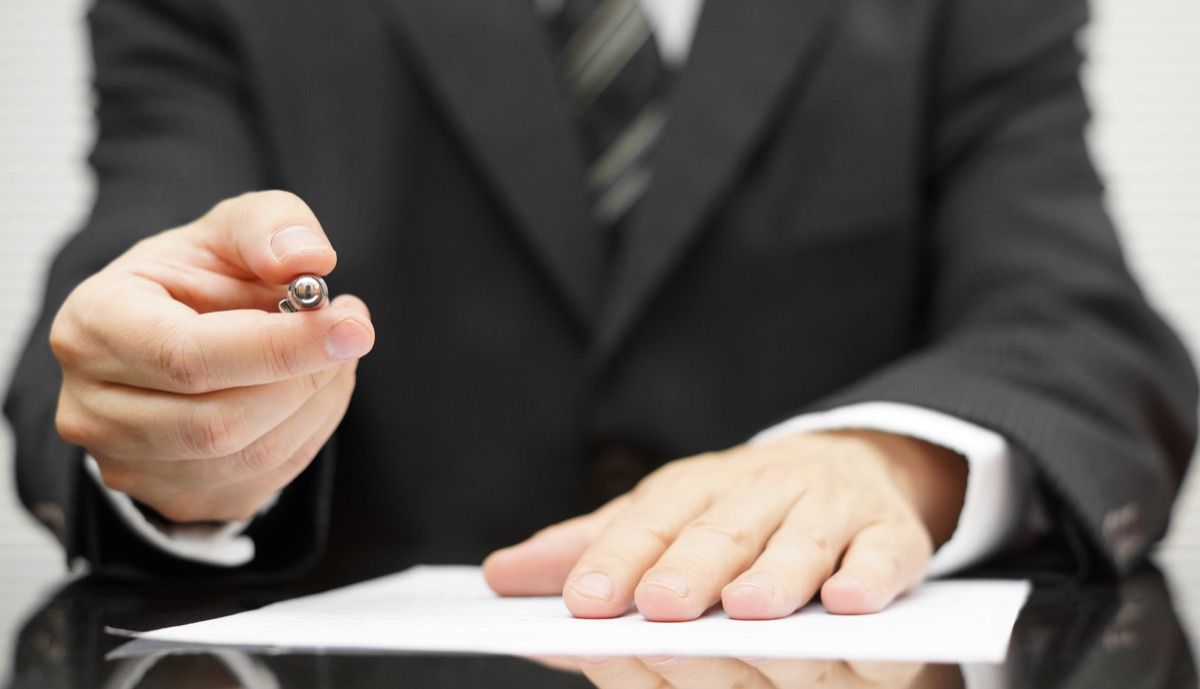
[90,0,1023,577]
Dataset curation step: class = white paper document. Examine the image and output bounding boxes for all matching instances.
[117,566,1030,664]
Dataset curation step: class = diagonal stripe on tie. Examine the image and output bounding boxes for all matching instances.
[549,0,669,231]
[561,0,637,83]
[588,104,667,191]
[565,5,651,109]
[594,166,653,225]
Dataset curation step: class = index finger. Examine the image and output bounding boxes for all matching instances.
[86,291,375,393]
[562,465,720,619]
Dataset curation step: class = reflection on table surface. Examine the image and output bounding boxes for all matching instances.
[6,568,1195,689]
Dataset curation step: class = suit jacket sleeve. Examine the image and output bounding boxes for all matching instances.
[3,0,332,581]
[808,0,1197,576]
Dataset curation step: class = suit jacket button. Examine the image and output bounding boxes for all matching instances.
[586,442,654,504]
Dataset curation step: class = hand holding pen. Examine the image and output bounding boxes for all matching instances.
[49,191,374,523]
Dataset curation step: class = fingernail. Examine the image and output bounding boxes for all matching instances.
[641,570,689,598]
[571,572,614,601]
[729,572,779,599]
[837,576,872,597]
[325,319,371,360]
[271,225,326,260]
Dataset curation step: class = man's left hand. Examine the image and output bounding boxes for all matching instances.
[483,431,967,621]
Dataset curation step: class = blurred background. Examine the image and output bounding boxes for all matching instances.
[1,0,1198,681]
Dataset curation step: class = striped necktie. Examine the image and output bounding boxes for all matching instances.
[548,0,670,237]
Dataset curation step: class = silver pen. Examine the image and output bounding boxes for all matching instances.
[278,274,329,313]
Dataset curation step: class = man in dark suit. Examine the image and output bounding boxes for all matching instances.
[5,0,1197,621]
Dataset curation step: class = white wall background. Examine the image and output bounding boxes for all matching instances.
[1,1,93,683]
[0,0,1198,682]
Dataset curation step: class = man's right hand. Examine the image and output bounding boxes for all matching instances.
[50,191,375,523]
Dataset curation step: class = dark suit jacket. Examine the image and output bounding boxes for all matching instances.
[5,0,1197,582]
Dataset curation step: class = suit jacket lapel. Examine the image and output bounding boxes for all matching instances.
[591,0,840,367]
[370,0,604,328]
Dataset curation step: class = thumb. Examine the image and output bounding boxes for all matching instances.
[483,496,629,597]
[191,190,338,285]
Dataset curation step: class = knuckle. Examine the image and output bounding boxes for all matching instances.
[531,521,576,544]
[639,461,691,492]
[262,324,305,378]
[159,333,210,392]
[126,234,158,255]
[684,452,724,472]
[684,518,753,552]
[54,401,91,447]
[210,194,242,219]
[301,371,324,397]
[297,369,331,399]
[243,189,312,228]
[48,313,83,368]
[231,436,286,479]
[790,529,836,564]
[616,511,676,550]
[180,402,247,457]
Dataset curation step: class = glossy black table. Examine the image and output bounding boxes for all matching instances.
[6,565,1196,689]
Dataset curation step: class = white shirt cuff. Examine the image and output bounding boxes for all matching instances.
[750,401,1023,578]
[84,455,258,567]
